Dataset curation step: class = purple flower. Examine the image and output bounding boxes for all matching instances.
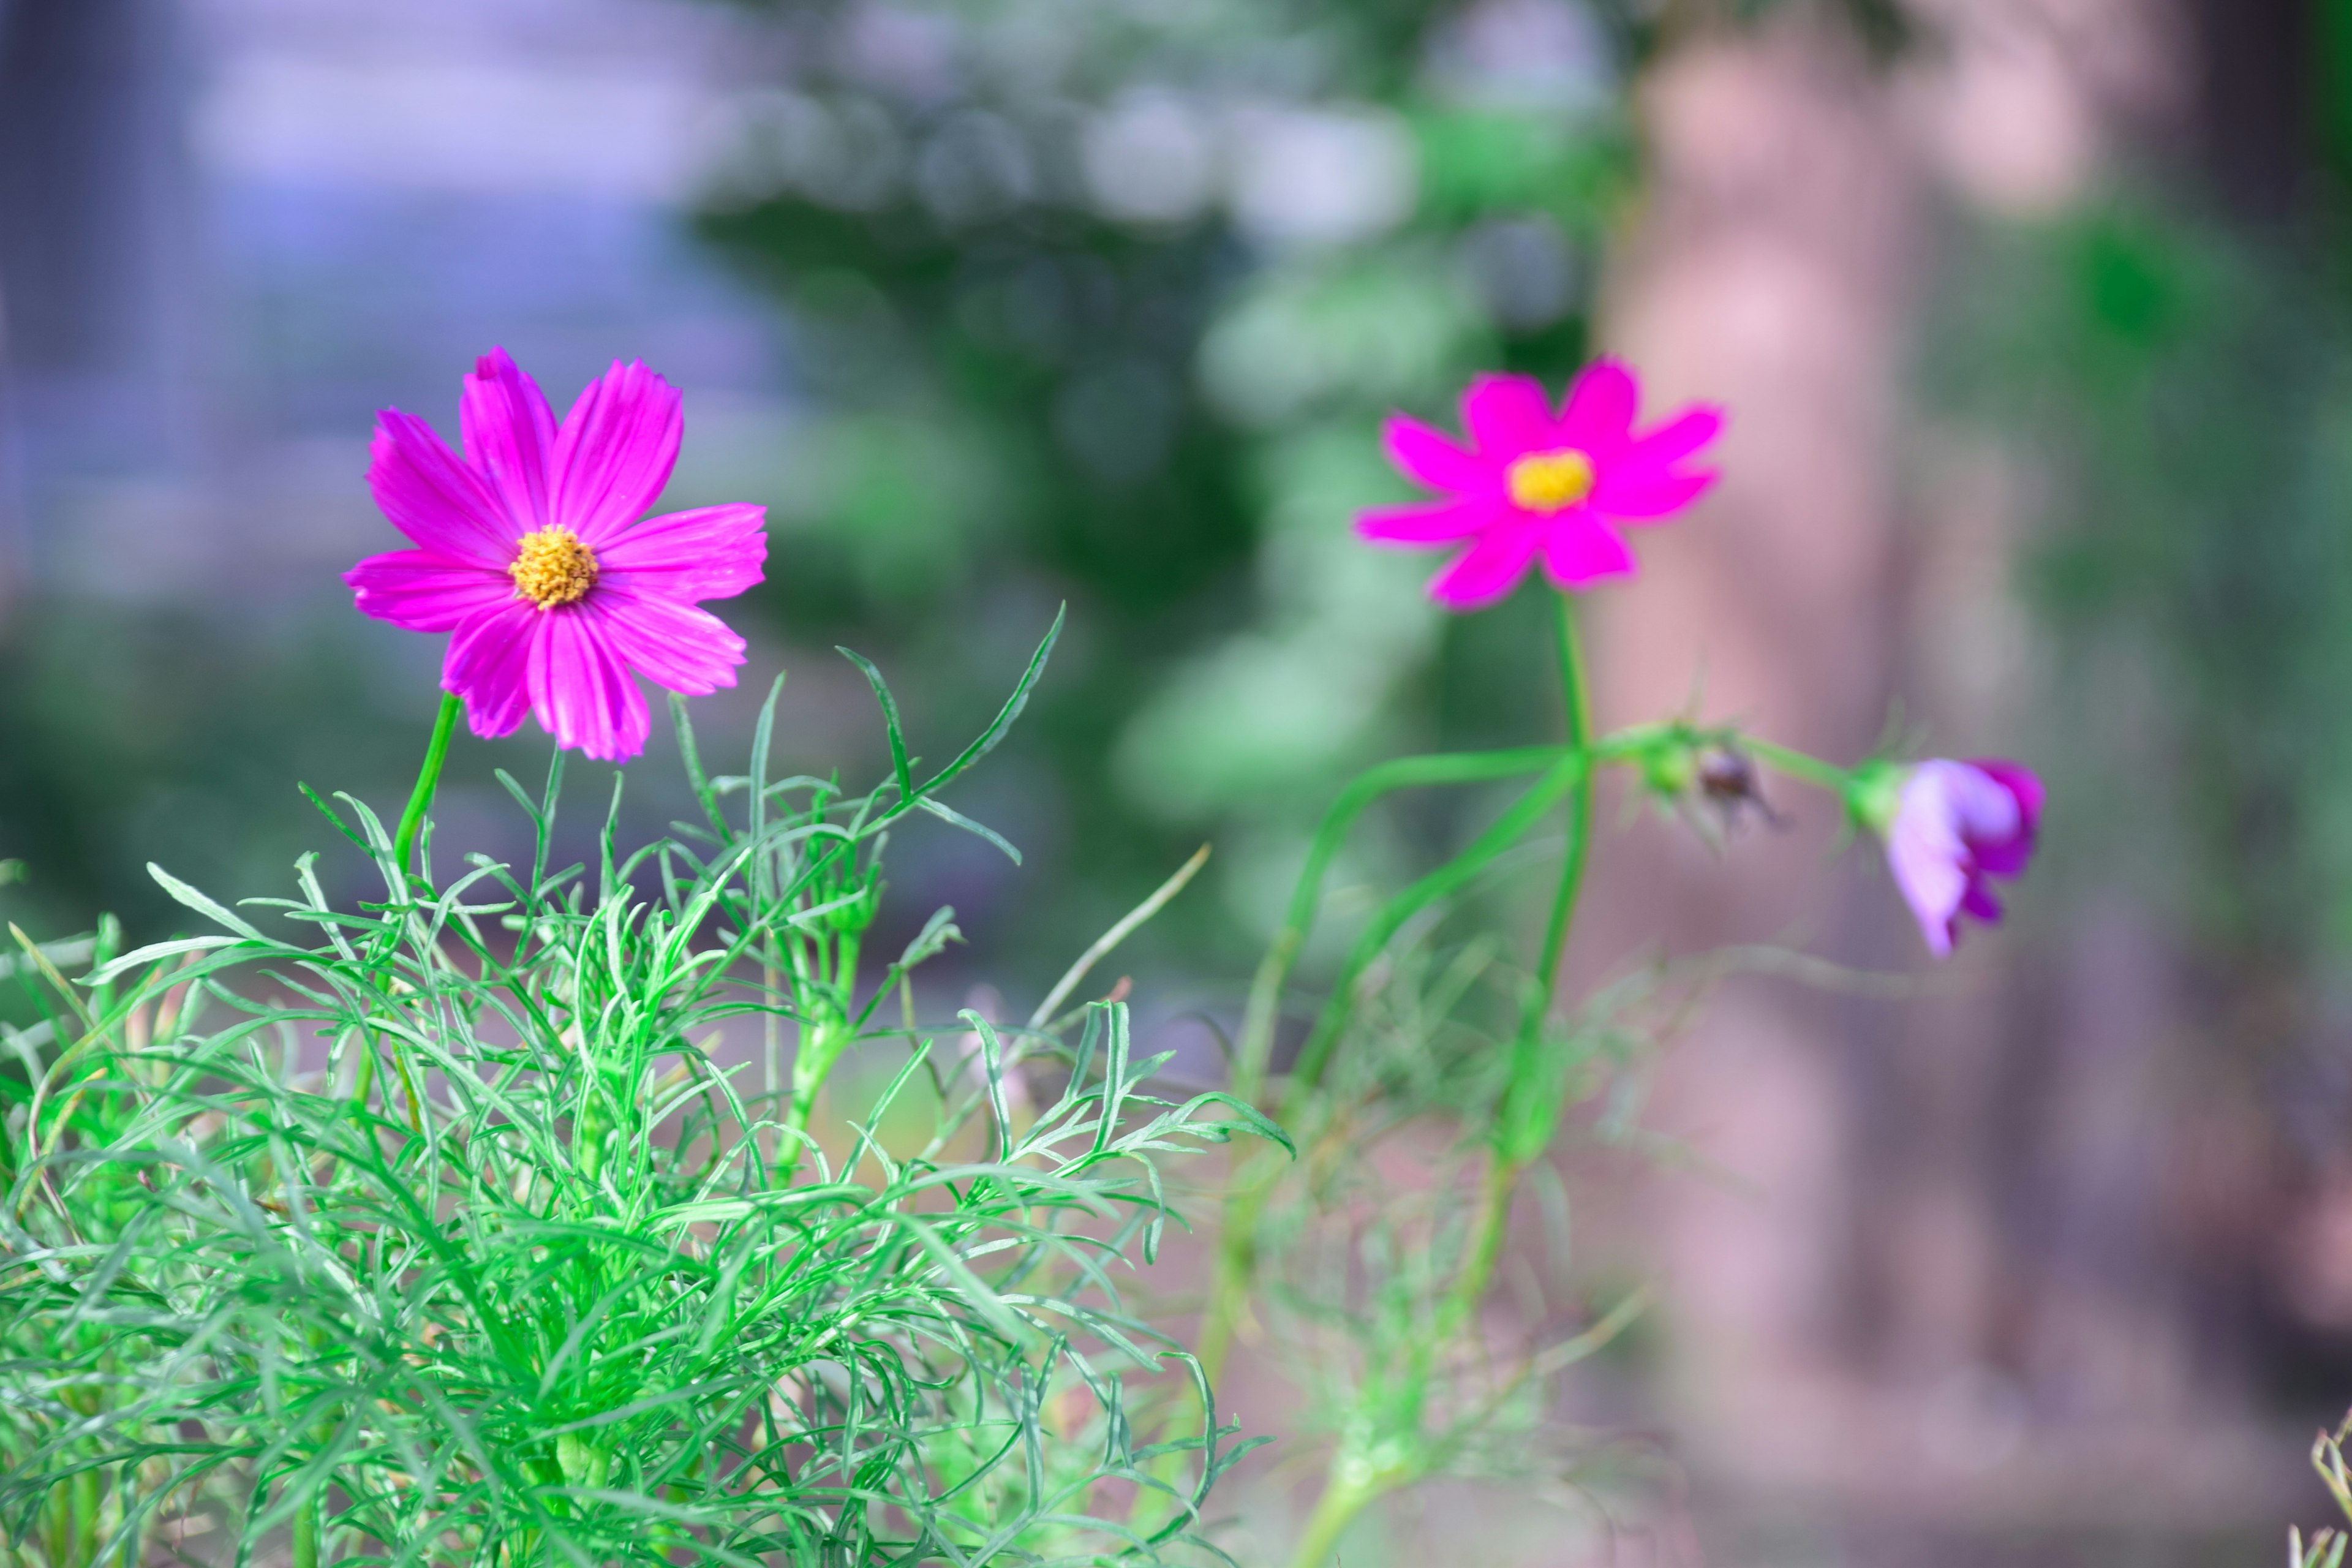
[1885,760,2045,958]
[345,349,766,763]
[1356,360,1724,609]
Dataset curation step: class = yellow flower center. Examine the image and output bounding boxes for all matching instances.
[509,526,599,609]
[1505,448,1596,513]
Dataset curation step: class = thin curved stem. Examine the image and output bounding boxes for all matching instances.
[392,693,464,888]
[1280,751,1590,1112]
[1230,746,1570,1110]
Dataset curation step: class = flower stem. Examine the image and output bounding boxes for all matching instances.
[1741,736,1851,795]
[1285,1470,1381,1568]
[392,693,464,888]
[1526,591,1595,1025]
[1442,592,1594,1335]
[291,1496,320,1568]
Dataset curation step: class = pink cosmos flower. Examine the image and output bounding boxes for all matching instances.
[345,349,766,763]
[1885,760,2045,959]
[1357,360,1724,609]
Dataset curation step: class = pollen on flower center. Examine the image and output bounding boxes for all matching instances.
[509,527,599,609]
[1506,449,1596,513]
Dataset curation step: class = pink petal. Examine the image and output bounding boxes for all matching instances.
[368,410,517,568]
[551,360,684,544]
[1460,374,1555,457]
[581,589,748,695]
[1969,759,2045,823]
[1538,519,1638,589]
[1556,358,1638,457]
[1887,827,1964,957]
[1382,413,1493,495]
[460,347,560,533]
[595,503,768,603]
[443,601,540,739]
[1426,526,1540,609]
[1626,405,1724,469]
[1886,760,2027,958]
[1354,499,1493,546]
[346,551,516,633]
[1960,760,2042,876]
[529,608,650,763]
[1591,465,1717,521]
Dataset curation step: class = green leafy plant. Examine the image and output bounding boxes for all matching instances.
[2,622,1283,1566]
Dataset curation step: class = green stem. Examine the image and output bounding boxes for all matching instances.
[391,693,464,889]
[1230,747,1565,1111]
[778,934,859,1185]
[1435,1152,1519,1343]
[1523,592,1594,1033]
[1441,594,1595,1341]
[291,1496,319,1568]
[71,1463,99,1568]
[1285,1470,1381,1568]
[1741,736,1851,794]
[1282,752,1589,1111]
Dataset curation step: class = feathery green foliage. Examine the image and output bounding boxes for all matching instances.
[2,625,1281,1566]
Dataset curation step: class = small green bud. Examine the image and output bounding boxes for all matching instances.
[1642,739,1698,798]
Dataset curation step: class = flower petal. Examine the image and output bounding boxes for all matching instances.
[1556,358,1638,457]
[444,601,540,739]
[1887,821,1966,957]
[1959,879,2005,923]
[1354,499,1494,546]
[1969,759,2045,824]
[595,503,768,603]
[347,551,516,633]
[529,608,650,763]
[1886,760,2021,958]
[1591,465,1717,521]
[1958,759,2041,875]
[1627,405,1724,469]
[551,360,684,543]
[1460,374,1555,457]
[1382,413,1492,494]
[1426,525,1540,609]
[369,410,516,568]
[460,347,560,533]
[582,588,748,695]
[1539,518,1638,589]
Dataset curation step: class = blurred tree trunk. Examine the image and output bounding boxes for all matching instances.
[1570,0,2314,1547]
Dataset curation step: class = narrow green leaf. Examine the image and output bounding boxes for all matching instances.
[916,797,1022,865]
[840,646,914,805]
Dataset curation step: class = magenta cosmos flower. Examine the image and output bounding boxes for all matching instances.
[345,349,766,763]
[1885,760,2044,958]
[1357,360,1724,609]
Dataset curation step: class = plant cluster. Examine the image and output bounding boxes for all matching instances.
[2,603,1280,1561]
[1188,361,2041,1565]
[0,355,1289,1568]
[2,339,2050,1567]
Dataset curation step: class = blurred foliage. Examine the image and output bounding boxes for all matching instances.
[1932,202,2352,1003]
[682,0,1636,986]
